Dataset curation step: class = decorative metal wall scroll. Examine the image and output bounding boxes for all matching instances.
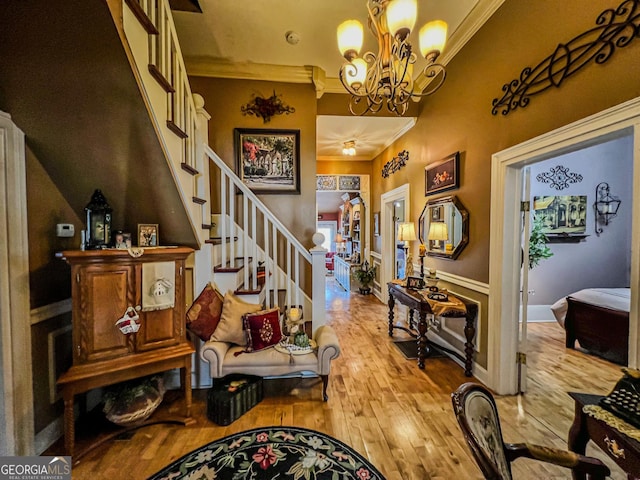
[535,165,583,191]
[382,150,409,178]
[339,176,360,191]
[317,175,338,191]
[241,91,295,123]
[492,0,640,116]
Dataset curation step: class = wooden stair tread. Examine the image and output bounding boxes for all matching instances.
[205,237,238,245]
[213,257,252,273]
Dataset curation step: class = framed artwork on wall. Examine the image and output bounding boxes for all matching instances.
[425,151,460,196]
[234,128,300,194]
[373,212,380,236]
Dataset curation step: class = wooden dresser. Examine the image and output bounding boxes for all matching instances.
[56,247,195,456]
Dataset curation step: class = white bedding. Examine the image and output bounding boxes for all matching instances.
[550,288,630,328]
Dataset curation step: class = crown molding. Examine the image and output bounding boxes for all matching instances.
[185,57,316,83]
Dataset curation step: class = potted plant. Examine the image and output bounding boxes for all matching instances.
[353,261,376,295]
[528,214,553,269]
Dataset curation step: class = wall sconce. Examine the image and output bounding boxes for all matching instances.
[593,182,621,236]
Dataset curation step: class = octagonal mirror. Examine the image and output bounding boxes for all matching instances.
[418,195,469,259]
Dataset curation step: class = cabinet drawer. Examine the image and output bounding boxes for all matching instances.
[590,417,640,477]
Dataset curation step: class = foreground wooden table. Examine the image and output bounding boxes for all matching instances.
[387,282,477,376]
[568,392,640,479]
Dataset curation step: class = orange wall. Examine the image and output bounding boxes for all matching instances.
[317,160,372,176]
[189,77,318,246]
[370,0,640,283]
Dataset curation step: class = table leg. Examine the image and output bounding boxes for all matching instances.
[63,391,75,456]
[417,312,429,369]
[182,359,192,418]
[408,309,415,330]
[464,313,475,377]
[568,401,590,480]
[388,292,395,337]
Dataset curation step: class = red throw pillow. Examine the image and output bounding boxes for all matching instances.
[243,308,283,352]
[186,283,224,341]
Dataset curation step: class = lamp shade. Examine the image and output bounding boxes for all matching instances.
[419,20,448,60]
[397,222,417,242]
[334,233,344,243]
[337,19,364,59]
[428,221,448,241]
[385,0,417,40]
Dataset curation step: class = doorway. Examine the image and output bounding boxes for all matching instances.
[317,221,337,251]
[488,98,640,395]
[380,184,411,304]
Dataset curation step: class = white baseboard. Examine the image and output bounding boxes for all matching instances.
[34,417,63,454]
[523,304,555,322]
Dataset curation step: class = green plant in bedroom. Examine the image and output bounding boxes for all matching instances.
[528,214,553,269]
[353,261,376,294]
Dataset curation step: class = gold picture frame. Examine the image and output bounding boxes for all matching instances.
[138,224,159,247]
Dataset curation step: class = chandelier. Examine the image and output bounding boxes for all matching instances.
[337,0,448,116]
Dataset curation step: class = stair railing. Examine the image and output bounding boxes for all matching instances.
[206,145,313,313]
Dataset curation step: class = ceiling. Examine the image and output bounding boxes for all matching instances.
[172,0,502,161]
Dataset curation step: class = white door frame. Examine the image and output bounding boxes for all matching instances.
[0,111,33,454]
[488,97,640,394]
[381,184,411,304]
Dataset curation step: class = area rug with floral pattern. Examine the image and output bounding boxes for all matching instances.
[147,426,386,479]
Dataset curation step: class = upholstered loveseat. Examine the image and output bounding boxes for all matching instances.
[200,324,341,401]
[187,285,341,401]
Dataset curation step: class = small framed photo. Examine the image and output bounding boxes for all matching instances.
[114,231,132,249]
[138,224,159,247]
[425,151,460,196]
[431,205,442,221]
[406,276,424,290]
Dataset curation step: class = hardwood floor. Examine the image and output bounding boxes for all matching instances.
[61,278,624,479]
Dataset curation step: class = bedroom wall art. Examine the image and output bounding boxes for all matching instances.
[533,195,587,241]
[535,165,583,191]
[492,0,640,116]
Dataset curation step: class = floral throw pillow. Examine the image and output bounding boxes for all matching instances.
[243,307,283,352]
[185,283,224,341]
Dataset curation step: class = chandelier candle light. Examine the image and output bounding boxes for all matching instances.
[337,0,448,116]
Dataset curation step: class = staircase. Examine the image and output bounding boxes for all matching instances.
[116,0,326,343]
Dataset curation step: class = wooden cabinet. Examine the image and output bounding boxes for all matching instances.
[57,247,194,455]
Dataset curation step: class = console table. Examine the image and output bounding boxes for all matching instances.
[568,392,640,479]
[387,282,477,376]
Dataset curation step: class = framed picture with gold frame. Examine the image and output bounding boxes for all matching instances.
[138,224,159,247]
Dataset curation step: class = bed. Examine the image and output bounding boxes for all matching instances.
[550,288,630,365]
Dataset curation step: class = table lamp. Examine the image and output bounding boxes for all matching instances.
[397,222,417,279]
[334,233,344,257]
[428,221,448,250]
